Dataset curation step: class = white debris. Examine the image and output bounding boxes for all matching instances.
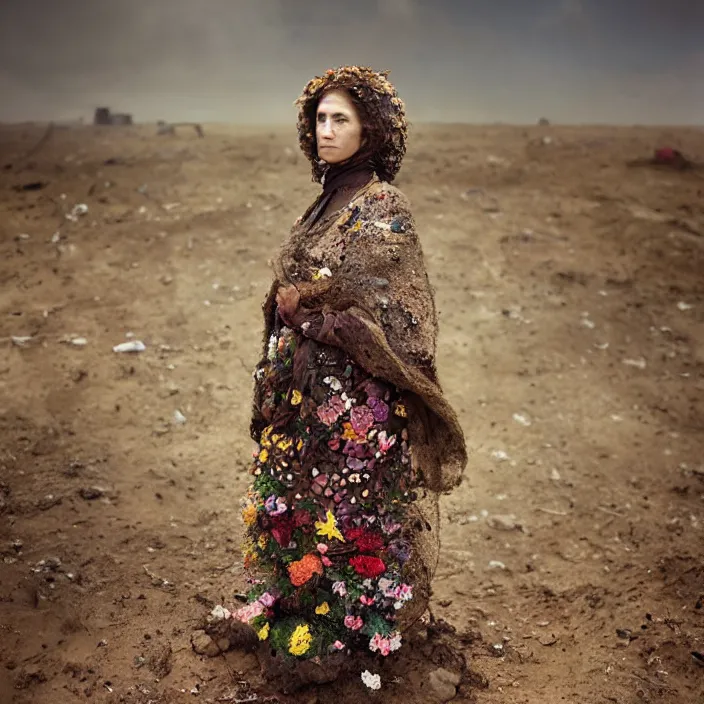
[361,670,381,690]
[491,450,510,462]
[488,560,506,570]
[209,605,231,623]
[113,340,146,353]
[677,301,693,311]
[11,336,33,347]
[513,413,532,427]
[66,203,89,221]
[173,410,187,425]
[622,358,647,370]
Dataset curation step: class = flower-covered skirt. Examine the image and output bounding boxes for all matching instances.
[237,318,424,660]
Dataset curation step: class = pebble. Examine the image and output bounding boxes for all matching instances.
[427,668,461,702]
[191,630,220,658]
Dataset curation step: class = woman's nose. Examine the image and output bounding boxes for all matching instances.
[320,119,334,137]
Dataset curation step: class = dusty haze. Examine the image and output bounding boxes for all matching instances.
[1,0,703,125]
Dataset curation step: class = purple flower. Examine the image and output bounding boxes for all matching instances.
[264,494,287,516]
[367,397,389,423]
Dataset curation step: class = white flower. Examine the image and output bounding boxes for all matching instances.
[323,376,342,391]
[361,670,381,690]
[389,632,402,652]
[266,334,277,361]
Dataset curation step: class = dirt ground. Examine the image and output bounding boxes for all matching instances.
[1,121,703,704]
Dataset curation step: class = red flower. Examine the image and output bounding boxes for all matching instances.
[271,516,294,546]
[345,528,384,553]
[346,527,365,541]
[293,510,312,527]
[349,555,386,578]
[356,532,384,553]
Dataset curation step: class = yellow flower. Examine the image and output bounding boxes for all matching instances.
[291,389,302,406]
[315,510,345,542]
[289,624,312,656]
[258,448,269,463]
[260,425,273,448]
[315,602,330,615]
[257,534,268,550]
[257,623,270,641]
[394,403,407,418]
[341,422,364,442]
[276,437,293,451]
[242,503,257,527]
[296,438,304,451]
[350,221,362,233]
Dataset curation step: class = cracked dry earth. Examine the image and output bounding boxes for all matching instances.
[0,123,703,704]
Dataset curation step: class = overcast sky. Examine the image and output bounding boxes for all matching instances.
[1,0,702,124]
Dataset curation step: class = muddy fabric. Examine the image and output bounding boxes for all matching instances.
[259,177,468,495]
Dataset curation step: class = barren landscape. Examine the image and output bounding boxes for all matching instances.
[1,122,703,703]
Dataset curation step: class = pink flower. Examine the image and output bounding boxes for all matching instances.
[350,405,375,435]
[377,431,396,455]
[344,615,364,631]
[333,640,346,651]
[322,556,332,567]
[317,396,346,426]
[258,592,275,608]
[316,543,329,554]
[369,633,391,656]
[233,601,264,623]
[360,595,375,606]
[395,584,413,602]
[332,581,347,597]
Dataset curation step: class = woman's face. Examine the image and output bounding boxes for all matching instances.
[315,89,364,164]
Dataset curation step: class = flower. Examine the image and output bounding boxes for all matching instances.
[321,556,332,567]
[315,602,330,615]
[394,403,407,418]
[233,600,264,623]
[316,395,346,426]
[376,431,396,455]
[355,530,384,552]
[367,397,389,423]
[288,553,324,586]
[293,509,312,527]
[270,515,294,547]
[264,494,288,516]
[350,405,375,435]
[332,581,347,597]
[316,543,328,554]
[341,422,364,442]
[289,624,313,656]
[349,555,386,578]
[241,503,257,527]
[389,632,402,652]
[360,595,375,606]
[344,615,364,631]
[333,640,345,651]
[290,389,302,406]
[315,510,345,542]
[369,632,390,656]
[258,448,269,463]
[258,592,276,608]
[257,623,270,641]
[361,670,381,690]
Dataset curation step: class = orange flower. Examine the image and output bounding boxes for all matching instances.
[288,553,324,587]
[341,422,364,442]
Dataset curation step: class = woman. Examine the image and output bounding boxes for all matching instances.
[235,66,467,689]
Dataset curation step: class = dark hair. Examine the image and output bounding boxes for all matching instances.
[295,66,408,183]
